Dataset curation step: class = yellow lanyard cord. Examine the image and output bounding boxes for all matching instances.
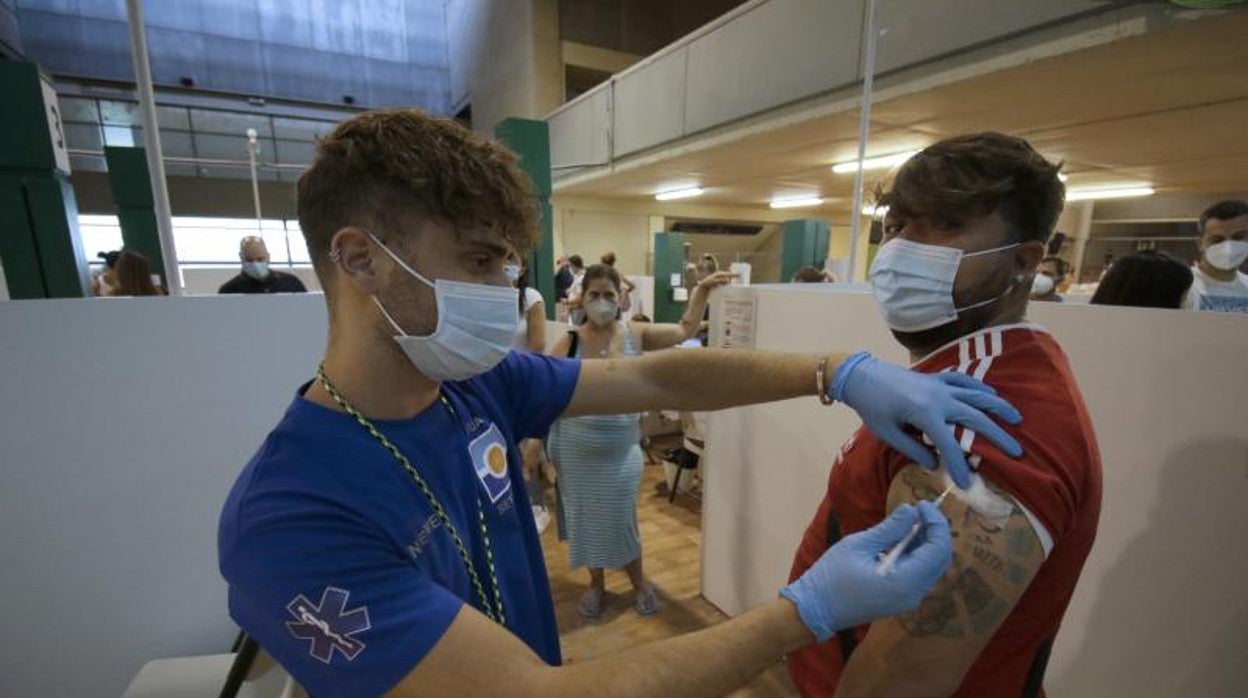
[315,364,506,626]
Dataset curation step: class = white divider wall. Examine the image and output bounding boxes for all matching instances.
[0,295,328,697]
[702,285,1248,697]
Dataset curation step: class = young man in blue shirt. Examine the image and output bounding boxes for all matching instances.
[219,109,1024,697]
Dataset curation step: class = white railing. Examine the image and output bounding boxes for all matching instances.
[546,0,1114,178]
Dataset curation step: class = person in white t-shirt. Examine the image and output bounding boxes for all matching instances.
[507,257,547,352]
[1184,199,1248,313]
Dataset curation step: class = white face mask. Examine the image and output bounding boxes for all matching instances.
[368,233,518,382]
[869,238,1020,332]
[1031,273,1055,297]
[1204,239,1248,271]
[585,298,618,327]
[504,264,522,283]
[242,261,269,280]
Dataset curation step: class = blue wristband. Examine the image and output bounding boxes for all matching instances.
[831,351,873,403]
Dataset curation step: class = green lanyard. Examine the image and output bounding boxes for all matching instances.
[315,364,506,627]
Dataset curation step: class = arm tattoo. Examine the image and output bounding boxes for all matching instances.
[892,470,1042,640]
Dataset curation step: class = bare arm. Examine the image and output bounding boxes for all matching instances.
[387,598,812,698]
[549,330,571,358]
[525,301,546,353]
[834,465,1046,697]
[642,271,735,349]
[562,347,843,417]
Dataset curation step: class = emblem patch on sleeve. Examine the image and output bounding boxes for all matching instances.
[468,423,512,503]
[285,587,371,663]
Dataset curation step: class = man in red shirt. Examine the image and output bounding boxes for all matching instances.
[788,133,1102,697]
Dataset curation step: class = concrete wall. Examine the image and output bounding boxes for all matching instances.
[446,0,563,135]
[71,170,299,220]
[0,294,329,697]
[701,286,1248,696]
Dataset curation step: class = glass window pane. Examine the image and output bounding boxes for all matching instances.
[171,216,288,264]
[78,214,124,258]
[284,220,311,263]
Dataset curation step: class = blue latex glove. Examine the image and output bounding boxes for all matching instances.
[780,501,951,642]
[832,352,1023,489]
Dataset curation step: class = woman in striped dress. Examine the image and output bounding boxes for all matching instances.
[548,263,733,618]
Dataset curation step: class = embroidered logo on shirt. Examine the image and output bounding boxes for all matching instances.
[285,587,371,664]
[468,423,511,503]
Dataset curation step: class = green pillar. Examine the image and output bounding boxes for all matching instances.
[653,231,688,324]
[494,118,556,319]
[0,61,89,298]
[780,218,830,282]
[104,146,169,284]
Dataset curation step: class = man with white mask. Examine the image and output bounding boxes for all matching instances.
[789,133,1102,697]
[218,236,308,294]
[1183,199,1248,313]
[218,111,1028,698]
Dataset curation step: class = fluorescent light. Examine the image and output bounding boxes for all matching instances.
[655,187,704,201]
[1065,186,1154,202]
[862,204,889,218]
[770,196,823,209]
[832,150,917,174]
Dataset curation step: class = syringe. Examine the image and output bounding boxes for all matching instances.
[877,483,954,575]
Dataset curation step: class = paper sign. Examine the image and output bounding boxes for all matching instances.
[729,262,751,286]
[718,296,757,349]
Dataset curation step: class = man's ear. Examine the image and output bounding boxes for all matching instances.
[1016,241,1045,278]
[330,227,383,295]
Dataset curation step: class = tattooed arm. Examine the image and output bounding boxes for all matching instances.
[834,465,1046,698]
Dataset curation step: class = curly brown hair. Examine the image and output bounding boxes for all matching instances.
[875,132,1065,244]
[297,108,539,282]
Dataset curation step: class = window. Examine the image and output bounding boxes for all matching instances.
[77,214,312,269]
[78,215,124,260]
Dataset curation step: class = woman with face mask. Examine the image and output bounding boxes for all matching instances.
[546,263,733,619]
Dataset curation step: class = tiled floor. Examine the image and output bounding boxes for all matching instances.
[539,462,798,697]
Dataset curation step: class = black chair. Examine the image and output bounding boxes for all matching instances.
[664,443,702,503]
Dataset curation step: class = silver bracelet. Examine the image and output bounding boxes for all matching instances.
[815,356,834,405]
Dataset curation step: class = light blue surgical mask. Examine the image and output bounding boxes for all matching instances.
[242,261,269,280]
[368,232,518,382]
[504,263,522,282]
[869,238,1020,332]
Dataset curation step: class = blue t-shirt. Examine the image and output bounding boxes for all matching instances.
[218,352,581,697]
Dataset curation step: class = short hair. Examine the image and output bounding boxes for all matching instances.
[877,132,1065,244]
[696,254,719,275]
[568,254,584,269]
[1198,199,1248,233]
[296,109,538,283]
[792,265,826,283]
[581,263,622,293]
[1040,255,1070,278]
[600,251,617,267]
[1091,250,1193,309]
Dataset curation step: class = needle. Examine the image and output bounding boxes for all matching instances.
[877,484,954,575]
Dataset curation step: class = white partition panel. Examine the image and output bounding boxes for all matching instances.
[0,295,328,697]
[612,48,688,158]
[875,0,1105,74]
[683,0,862,134]
[549,87,611,170]
[702,285,1248,697]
